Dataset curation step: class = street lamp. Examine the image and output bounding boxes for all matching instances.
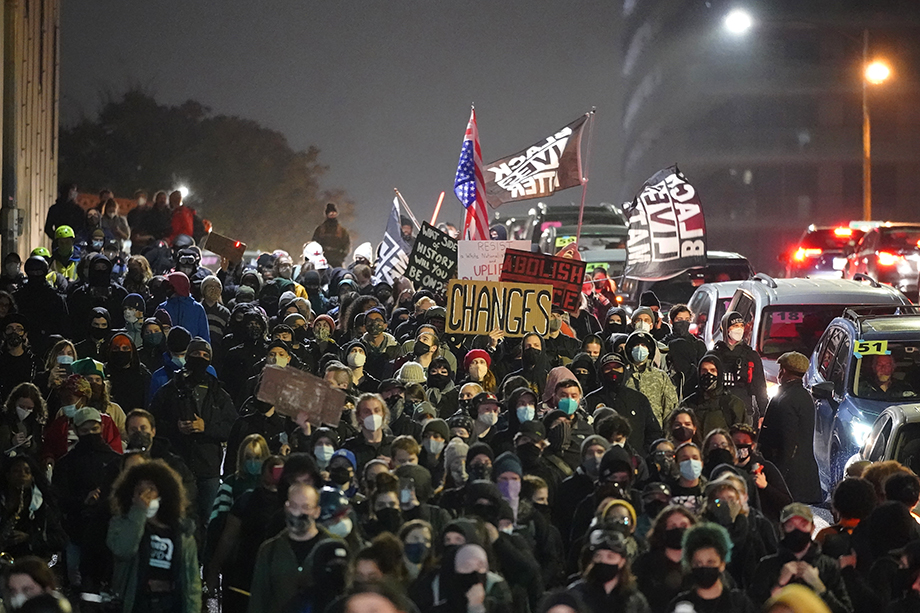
[862,30,891,221]
[723,9,753,35]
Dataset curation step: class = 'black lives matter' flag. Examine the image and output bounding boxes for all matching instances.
[624,165,707,281]
[373,198,410,285]
[483,114,588,209]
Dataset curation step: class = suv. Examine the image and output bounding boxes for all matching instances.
[618,251,754,313]
[497,202,629,275]
[845,222,920,301]
[784,225,864,278]
[725,273,913,386]
[806,313,920,490]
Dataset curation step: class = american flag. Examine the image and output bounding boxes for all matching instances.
[454,107,489,240]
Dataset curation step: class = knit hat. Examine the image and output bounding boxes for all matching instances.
[580,434,611,457]
[447,414,474,436]
[493,451,522,479]
[200,275,222,296]
[165,271,191,297]
[154,308,173,328]
[325,202,338,215]
[122,293,145,312]
[444,437,469,470]
[631,306,655,324]
[313,314,335,331]
[463,349,491,371]
[395,464,434,503]
[413,402,438,421]
[72,358,106,380]
[166,326,191,353]
[466,442,494,465]
[422,418,449,441]
[639,291,661,309]
[777,351,810,376]
[73,407,102,428]
[187,336,212,359]
[284,312,306,328]
[398,361,426,385]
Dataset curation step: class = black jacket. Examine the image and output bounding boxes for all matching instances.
[584,383,663,453]
[709,339,768,421]
[149,371,237,478]
[680,354,747,432]
[758,378,822,504]
[749,542,853,613]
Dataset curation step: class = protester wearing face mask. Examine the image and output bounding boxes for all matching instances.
[221,310,268,405]
[555,435,610,546]
[439,437,469,492]
[461,348,498,394]
[491,387,539,455]
[570,351,600,397]
[667,442,705,515]
[0,253,24,295]
[418,418,449,488]
[43,375,123,463]
[568,529,649,613]
[72,356,127,436]
[710,310,768,423]
[544,307,580,365]
[750,503,853,611]
[343,393,394,474]
[107,460,201,613]
[595,413,650,485]
[730,424,791,525]
[149,336,237,529]
[467,392,502,447]
[501,333,552,397]
[623,331,678,426]
[433,442,493,517]
[663,304,707,397]
[393,463,450,539]
[668,522,755,613]
[149,326,211,402]
[0,383,46,458]
[0,314,39,404]
[399,519,435,582]
[545,376,595,471]
[633,505,698,613]
[249,483,334,613]
[699,477,762,590]
[425,356,458,417]
[72,307,112,360]
[343,340,379,393]
[681,354,748,434]
[137,318,166,373]
[664,408,700,449]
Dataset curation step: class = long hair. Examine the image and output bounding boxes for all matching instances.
[126,255,153,283]
[235,433,270,476]
[110,460,188,528]
[43,339,76,373]
[646,505,698,550]
[3,382,48,425]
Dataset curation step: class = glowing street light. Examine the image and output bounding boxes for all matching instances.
[865,61,891,85]
[723,9,753,35]
[177,186,190,199]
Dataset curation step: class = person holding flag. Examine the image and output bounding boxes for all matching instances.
[454,106,489,241]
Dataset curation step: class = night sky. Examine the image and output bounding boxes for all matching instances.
[61,1,620,247]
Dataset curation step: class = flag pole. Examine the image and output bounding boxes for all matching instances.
[575,108,597,247]
[394,188,422,230]
[431,191,445,225]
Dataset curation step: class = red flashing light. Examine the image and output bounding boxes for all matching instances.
[234,241,241,248]
[834,227,853,237]
[877,251,903,266]
[793,248,822,262]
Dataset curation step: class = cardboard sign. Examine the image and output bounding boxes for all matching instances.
[405,222,457,294]
[256,365,345,427]
[456,239,531,281]
[446,279,552,337]
[500,249,587,315]
[200,232,247,264]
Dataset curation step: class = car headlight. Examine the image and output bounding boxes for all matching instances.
[767,381,779,399]
[849,420,873,447]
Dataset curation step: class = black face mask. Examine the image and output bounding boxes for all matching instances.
[601,370,622,391]
[247,326,264,342]
[109,351,131,368]
[691,566,721,589]
[548,421,572,452]
[453,571,486,595]
[127,430,153,451]
[781,528,812,553]
[522,347,541,367]
[328,466,352,486]
[671,426,693,443]
[588,562,620,584]
[663,527,686,550]
[253,399,273,414]
[427,373,450,390]
[707,501,734,528]
[672,320,691,337]
[413,340,430,357]
[285,511,313,535]
[375,507,402,533]
[185,355,210,376]
[5,332,23,348]
[78,432,108,451]
[470,502,499,526]
[705,448,735,469]
[90,327,108,340]
[644,500,668,522]
[468,462,492,482]
[700,372,719,391]
[516,443,542,468]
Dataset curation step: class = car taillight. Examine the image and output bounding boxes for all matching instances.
[793,248,822,262]
[834,227,853,237]
[877,251,903,266]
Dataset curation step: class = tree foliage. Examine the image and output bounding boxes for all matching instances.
[59,90,353,255]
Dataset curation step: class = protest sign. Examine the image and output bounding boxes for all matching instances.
[500,249,586,315]
[445,279,552,337]
[405,222,457,293]
[200,232,246,264]
[256,365,345,427]
[456,239,530,281]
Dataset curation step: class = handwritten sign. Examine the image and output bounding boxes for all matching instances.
[256,365,345,427]
[500,249,587,315]
[457,239,530,281]
[405,222,457,294]
[445,279,552,337]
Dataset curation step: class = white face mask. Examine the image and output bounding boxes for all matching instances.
[635,321,652,333]
[8,593,27,610]
[124,309,139,324]
[363,413,383,432]
[478,412,498,427]
[146,497,160,519]
[347,352,366,368]
[15,406,32,422]
[314,444,335,466]
[728,327,745,342]
[326,517,353,538]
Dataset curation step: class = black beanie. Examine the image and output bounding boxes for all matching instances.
[466,442,494,465]
[166,326,191,354]
[639,291,661,308]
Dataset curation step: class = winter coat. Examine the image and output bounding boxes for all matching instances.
[680,354,747,433]
[709,339,768,421]
[107,506,201,613]
[624,332,679,424]
[567,578,651,613]
[312,218,351,268]
[158,295,210,341]
[758,378,822,504]
[749,542,853,613]
[584,383,663,453]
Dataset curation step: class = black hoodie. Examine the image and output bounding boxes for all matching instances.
[711,310,768,420]
[603,306,629,336]
[680,353,747,432]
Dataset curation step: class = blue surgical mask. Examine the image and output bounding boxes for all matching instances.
[516,405,535,423]
[631,345,650,364]
[244,458,263,476]
[61,404,77,419]
[314,444,335,467]
[557,397,578,416]
[172,355,186,368]
[679,458,703,481]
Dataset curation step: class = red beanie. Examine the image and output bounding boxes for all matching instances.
[463,349,491,371]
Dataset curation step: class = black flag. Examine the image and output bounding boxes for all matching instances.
[624,165,707,281]
[483,114,588,209]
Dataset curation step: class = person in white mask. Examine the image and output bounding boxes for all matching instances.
[419,418,450,487]
[344,340,380,393]
[343,393,394,473]
[710,310,768,424]
[469,392,501,447]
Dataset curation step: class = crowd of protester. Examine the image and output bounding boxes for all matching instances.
[0,190,917,613]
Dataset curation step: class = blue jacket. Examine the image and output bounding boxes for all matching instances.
[148,353,218,406]
[158,296,210,342]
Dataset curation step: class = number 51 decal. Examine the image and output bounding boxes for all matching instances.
[854,340,890,358]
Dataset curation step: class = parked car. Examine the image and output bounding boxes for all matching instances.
[804,311,920,491]
[845,222,920,302]
[783,225,864,278]
[617,251,754,314]
[687,280,746,348]
[725,273,913,386]
[844,403,920,479]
